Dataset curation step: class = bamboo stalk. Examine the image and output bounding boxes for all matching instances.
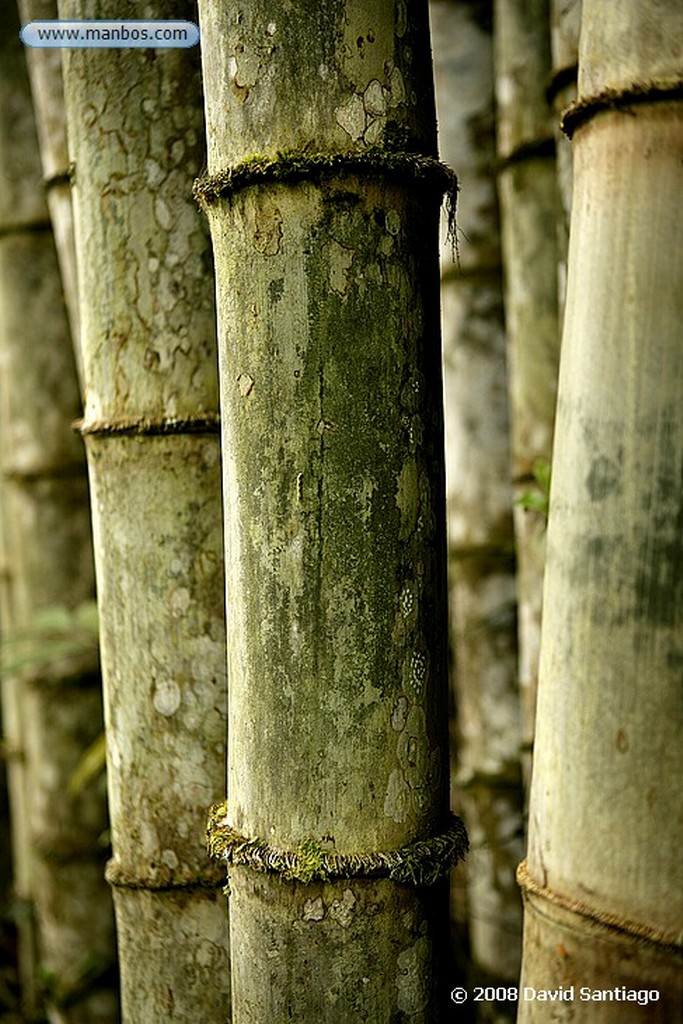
[18,0,81,373]
[519,1,683,1018]
[198,1,466,1018]
[59,1,230,1019]
[548,0,581,315]
[0,6,116,1019]
[494,0,560,791]
[431,0,523,1010]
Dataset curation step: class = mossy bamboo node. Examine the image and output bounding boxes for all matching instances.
[193,147,459,256]
[206,802,469,888]
[517,860,683,952]
[561,78,683,138]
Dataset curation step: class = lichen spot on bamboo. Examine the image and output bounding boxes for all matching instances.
[153,678,181,717]
[386,208,401,235]
[329,888,357,928]
[170,587,191,617]
[161,848,179,870]
[396,934,431,1014]
[144,159,166,189]
[237,372,255,397]
[399,580,417,622]
[355,473,376,525]
[336,93,365,140]
[403,648,429,701]
[229,41,262,104]
[328,240,354,296]
[364,80,386,119]
[397,706,429,778]
[252,201,282,255]
[154,196,173,232]
[391,695,409,732]
[302,897,325,922]
[363,81,386,145]
[384,767,411,823]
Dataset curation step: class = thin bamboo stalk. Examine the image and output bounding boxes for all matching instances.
[18,0,81,373]
[431,0,523,1011]
[494,0,560,790]
[59,1,230,1019]
[548,0,581,314]
[0,6,117,1020]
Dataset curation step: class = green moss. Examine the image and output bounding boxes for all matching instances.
[294,838,329,884]
[193,147,458,253]
[206,803,468,887]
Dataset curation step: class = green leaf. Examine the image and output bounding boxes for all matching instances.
[68,732,107,795]
[533,457,552,494]
[515,457,552,523]
[1,600,99,676]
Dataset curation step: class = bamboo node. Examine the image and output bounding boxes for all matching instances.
[517,859,683,952]
[562,78,683,138]
[546,63,579,106]
[105,856,226,893]
[2,460,87,483]
[206,802,468,888]
[75,413,221,437]
[44,162,75,191]
[496,136,556,172]
[193,147,459,260]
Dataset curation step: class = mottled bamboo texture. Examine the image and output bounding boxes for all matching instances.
[519,2,683,1020]
[431,0,522,1004]
[18,0,81,369]
[59,1,230,1020]
[198,0,456,1019]
[0,6,116,1020]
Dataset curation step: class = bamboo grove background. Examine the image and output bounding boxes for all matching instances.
[0,1,681,1021]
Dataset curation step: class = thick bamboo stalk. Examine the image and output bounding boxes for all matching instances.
[519,2,683,1019]
[59,1,230,1019]
[198,1,466,1018]
[494,0,560,790]
[0,7,117,1020]
[431,0,523,1007]
[18,0,81,372]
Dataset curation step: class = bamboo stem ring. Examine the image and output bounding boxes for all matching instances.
[561,78,683,138]
[207,803,469,888]
[517,860,683,952]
